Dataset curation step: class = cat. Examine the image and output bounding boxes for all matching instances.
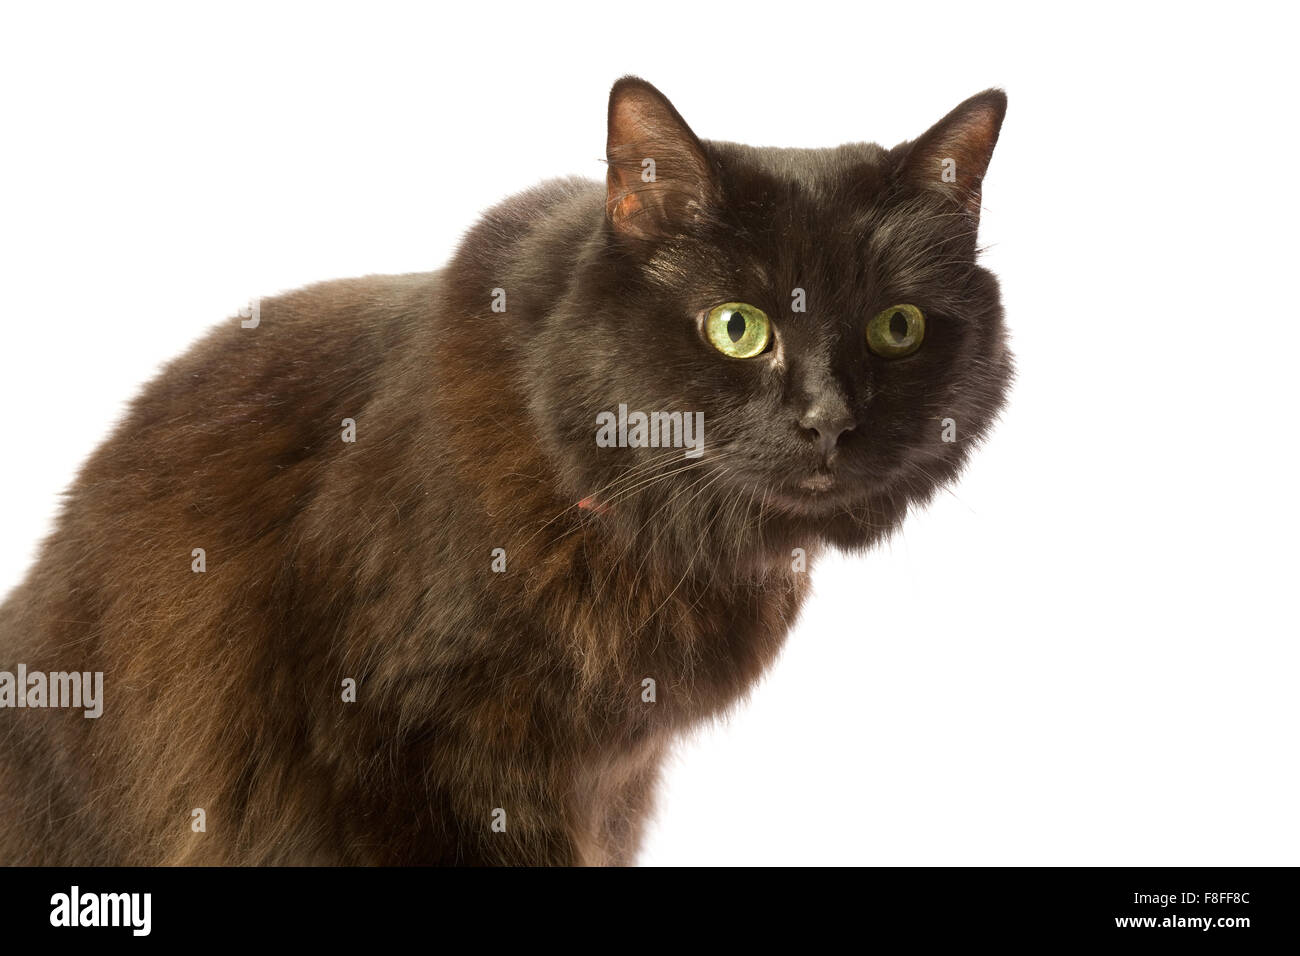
[0,76,1011,865]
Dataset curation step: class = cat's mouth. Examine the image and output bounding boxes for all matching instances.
[764,471,854,516]
[797,473,835,493]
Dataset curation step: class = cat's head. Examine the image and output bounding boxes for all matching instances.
[534,77,1012,569]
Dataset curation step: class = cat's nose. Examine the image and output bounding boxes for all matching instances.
[798,406,856,457]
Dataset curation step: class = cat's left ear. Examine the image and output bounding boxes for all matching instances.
[606,77,719,240]
[900,89,1007,220]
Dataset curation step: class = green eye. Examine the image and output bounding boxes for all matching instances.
[704,302,771,359]
[866,304,925,358]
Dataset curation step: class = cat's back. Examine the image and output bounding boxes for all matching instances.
[3,268,445,638]
[0,269,452,863]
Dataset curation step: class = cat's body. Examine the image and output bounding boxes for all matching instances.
[0,79,1010,865]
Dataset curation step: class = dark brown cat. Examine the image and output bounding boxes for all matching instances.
[0,77,1011,865]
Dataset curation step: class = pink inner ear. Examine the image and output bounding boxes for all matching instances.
[609,189,643,227]
[947,109,1000,178]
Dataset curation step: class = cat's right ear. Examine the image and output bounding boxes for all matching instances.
[606,77,719,241]
[899,89,1007,221]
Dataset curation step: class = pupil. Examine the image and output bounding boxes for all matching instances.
[727,312,746,343]
[889,310,908,342]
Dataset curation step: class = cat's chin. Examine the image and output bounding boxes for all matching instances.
[756,484,907,554]
[763,483,857,518]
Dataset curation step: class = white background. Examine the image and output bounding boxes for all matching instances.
[1,2,1296,865]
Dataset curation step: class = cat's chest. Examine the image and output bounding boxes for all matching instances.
[555,564,813,733]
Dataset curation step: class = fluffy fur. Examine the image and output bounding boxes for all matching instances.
[0,77,1011,865]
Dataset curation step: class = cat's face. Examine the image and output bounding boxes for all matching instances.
[534,78,1011,566]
